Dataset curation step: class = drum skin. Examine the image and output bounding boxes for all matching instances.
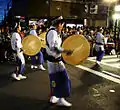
[62,34,90,65]
[38,32,46,48]
[22,35,41,56]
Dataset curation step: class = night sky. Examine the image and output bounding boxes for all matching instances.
[0,0,9,22]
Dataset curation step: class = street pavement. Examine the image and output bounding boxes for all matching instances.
[0,55,120,110]
[87,55,120,69]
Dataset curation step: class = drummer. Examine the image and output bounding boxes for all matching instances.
[11,23,27,80]
[46,16,73,107]
[29,23,46,70]
[37,25,48,61]
[95,27,105,65]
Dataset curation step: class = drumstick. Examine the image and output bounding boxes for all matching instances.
[71,44,83,56]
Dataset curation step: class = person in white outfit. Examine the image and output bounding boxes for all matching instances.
[11,24,27,80]
[95,27,105,65]
[29,23,46,70]
[46,16,73,107]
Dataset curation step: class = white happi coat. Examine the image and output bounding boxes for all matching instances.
[95,32,105,51]
[11,32,25,65]
[46,26,65,74]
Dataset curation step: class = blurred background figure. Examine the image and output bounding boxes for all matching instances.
[95,27,105,65]
[29,23,46,70]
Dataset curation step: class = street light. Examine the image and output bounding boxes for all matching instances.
[103,0,118,27]
[113,5,120,30]
[113,5,120,20]
[103,0,118,3]
[113,13,120,20]
[112,13,120,31]
[112,5,120,52]
[114,5,120,12]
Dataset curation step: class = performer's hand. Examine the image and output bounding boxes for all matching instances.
[65,50,73,56]
[20,48,23,52]
[40,38,45,41]
[38,37,44,41]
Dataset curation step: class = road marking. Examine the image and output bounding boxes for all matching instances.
[102,59,120,63]
[76,65,120,84]
[87,59,120,69]
[87,55,118,60]
[102,71,120,79]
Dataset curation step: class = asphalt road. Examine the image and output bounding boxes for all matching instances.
[0,59,120,110]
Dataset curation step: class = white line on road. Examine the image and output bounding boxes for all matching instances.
[102,71,120,79]
[101,59,120,63]
[87,55,118,60]
[87,59,120,69]
[76,65,120,84]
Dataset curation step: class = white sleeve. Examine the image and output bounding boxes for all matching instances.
[30,30,38,36]
[11,35,15,50]
[16,33,22,49]
[47,30,58,49]
[11,33,22,52]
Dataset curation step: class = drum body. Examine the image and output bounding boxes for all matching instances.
[38,32,46,48]
[62,35,90,65]
[22,35,41,56]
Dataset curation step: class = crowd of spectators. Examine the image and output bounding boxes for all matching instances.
[0,24,119,63]
[61,26,116,56]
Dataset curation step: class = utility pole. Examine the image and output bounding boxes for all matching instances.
[107,3,110,28]
[49,0,51,17]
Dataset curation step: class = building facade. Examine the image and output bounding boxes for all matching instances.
[10,0,109,27]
